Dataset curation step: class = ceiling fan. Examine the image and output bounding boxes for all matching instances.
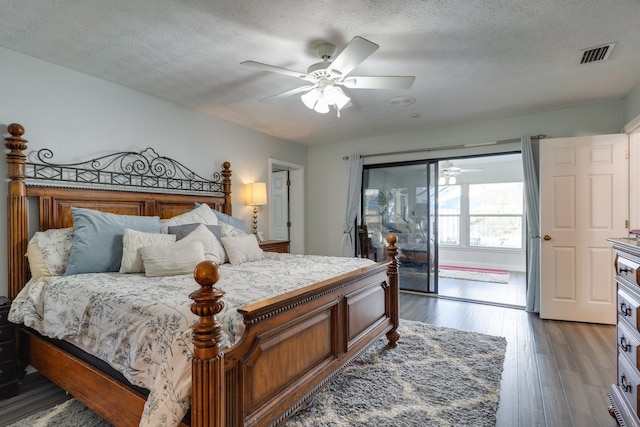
[439,161,484,185]
[241,36,416,117]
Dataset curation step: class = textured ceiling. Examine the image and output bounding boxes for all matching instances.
[2,0,640,145]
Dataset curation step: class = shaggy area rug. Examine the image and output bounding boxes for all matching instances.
[8,321,506,427]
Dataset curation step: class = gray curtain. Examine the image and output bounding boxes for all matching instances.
[522,136,541,313]
[342,154,363,257]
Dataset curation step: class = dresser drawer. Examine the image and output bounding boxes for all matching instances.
[0,360,16,385]
[618,354,640,418]
[619,321,640,369]
[618,255,640,286]
[0,324,14,343]
[619,288,640,330]
[0,339,15,363]
[0,309,9,327]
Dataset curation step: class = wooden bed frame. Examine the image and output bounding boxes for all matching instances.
[5,123,400,427]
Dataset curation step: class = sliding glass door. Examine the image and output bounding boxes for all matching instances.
[361,153,526,306]
[362,161,438,293]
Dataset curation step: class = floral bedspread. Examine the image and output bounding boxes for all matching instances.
[9,253,375,427]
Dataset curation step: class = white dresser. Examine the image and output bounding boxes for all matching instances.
[609,238,640,427]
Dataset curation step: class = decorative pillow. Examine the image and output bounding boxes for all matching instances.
[140,241,205,277]
[64,208,161,275]
[170,223,225,264]
[212,210,246,232]
[168,223,222,242]
[27,227,74,277]
[221,235,263,265]
[120,228,176,273]
[159,203,218,233]
[26,243,50,280]
[219,221,248,238]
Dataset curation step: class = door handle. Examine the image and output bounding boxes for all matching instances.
[543,235,552,241]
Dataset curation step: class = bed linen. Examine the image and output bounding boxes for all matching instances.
[9,252,375,427]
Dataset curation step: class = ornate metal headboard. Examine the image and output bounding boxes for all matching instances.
[25,147,226,194]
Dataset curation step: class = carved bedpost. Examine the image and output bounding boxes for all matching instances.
[5,123,29,300]
[385,233,400,347]
[190,261,226,427]
[221,162,232,216]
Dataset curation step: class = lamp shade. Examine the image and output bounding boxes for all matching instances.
[244,182,267,206]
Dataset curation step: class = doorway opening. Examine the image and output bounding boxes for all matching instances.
[361,153,526,307]
[269,159,304,254]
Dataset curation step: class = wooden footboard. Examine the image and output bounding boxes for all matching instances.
[191,234,399,427]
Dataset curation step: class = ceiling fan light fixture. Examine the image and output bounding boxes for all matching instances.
[301,89,320,109]
[301,85,350,115]
[324,86,351,110]
[314,97,330,114]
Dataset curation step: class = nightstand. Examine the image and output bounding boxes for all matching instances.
[259,240,290,253]
[0,297,18,398]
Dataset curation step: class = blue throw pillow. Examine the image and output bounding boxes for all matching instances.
[64,208,160,275]
[213,210,246,231]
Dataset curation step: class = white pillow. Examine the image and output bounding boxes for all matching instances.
[219,221,247,237]
[178,224,226,264]
[120,228,176,273]
[159,204,218,233]
[221,235,263,265]
[140,241,206,277]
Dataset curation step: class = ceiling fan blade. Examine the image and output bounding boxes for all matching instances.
[241,60,307,79]
[342,76,415,90]
[259,85,315,102]
[326,36,379,77]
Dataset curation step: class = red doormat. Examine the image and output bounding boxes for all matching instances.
[439,265,509,275]
[438,265,510,283]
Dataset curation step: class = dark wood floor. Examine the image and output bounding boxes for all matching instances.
[400,292,618,427]
[0,293,619,427]
[0,368,69,426]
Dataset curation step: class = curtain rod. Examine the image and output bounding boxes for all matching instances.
[342,134,548,160]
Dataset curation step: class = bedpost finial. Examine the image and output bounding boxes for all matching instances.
[223,161,231,170]
[190,261,225,324]
[194,260,221,287]
[386,233,397,246]
[7,123,25,137]
[5,123,28,153]
[385,233,399,265]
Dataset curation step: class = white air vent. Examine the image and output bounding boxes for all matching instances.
[579,43,615,64]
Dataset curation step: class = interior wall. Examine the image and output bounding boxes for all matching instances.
[308,101,625,257]
[0,47,307,298]
[624,81,640,125]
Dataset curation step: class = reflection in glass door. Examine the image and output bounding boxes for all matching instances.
[362,162,438,293]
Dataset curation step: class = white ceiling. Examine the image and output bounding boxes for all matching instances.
[2,0,640,146]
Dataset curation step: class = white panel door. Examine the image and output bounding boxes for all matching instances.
[540,134,628,324]
[271,170,289,240]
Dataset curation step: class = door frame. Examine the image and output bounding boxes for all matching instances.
[269,158,304,254]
